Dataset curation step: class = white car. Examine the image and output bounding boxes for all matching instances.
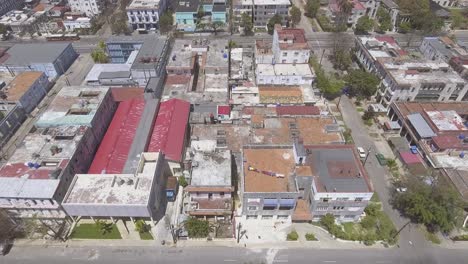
[357,147,366,158]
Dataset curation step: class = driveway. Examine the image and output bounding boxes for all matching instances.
[338,96,429,251]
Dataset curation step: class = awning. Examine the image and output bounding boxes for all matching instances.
[263,199,278,206]
[279,199,295,207]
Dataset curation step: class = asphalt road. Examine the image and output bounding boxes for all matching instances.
[2,245,468,264]
[338,96,428,251]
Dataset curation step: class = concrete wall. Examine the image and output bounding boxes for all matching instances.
[17,72,49,113]
[0,105,26,148]
[255,72,313,86]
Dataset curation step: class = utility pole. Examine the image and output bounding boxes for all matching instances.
[319,49,326,66]
[362,146,372,166]
[236,222,242,243]
[393,220,411,240]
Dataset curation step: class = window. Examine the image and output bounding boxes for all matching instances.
[247,215,257,220]
[208,193,213,200]
[277,215,289,220]
[261,215,273,220]
[336,197,349,201]
[355,197,363,202]
[333,206,345,210]
[321,198,330,202]
[248,206,258,211]
[263,198,277,210]
[279,199,295,210]
[316,206,328,211]
[282,52,287,56]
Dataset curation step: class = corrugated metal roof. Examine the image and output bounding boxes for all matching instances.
[147,99,190,162]
[88,98,145,174]
[407,113,436,138]
[3,43,71,65]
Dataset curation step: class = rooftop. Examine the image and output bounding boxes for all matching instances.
[88,98,145,174]
[394,102,468,118]
[1,72,44,102]
[258,86,304,104]
[426,110,467,132]
[191,124,251,152]
[253,0,290,5]
[233,0,253,6]
[0,125,86,179]
[256,63,314,77]
[275,26,308,50]
[306,145,372,193]
[243,146,297,193]
[147,99,190,162]
[64,152,160,205]
[384,61,464,85]
[85,64,132,84]
[1,43,72,65]
[358,36,406,60]
[176,0,200,12]
[190,149,232,187]
[127,0,162,9]
[0,177,59,199]
[35,86,110,128]
[444,169,468,201]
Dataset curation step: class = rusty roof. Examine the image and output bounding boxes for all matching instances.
[2,72,43,102]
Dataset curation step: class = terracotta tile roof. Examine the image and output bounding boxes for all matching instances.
[292,199,312,221]
[258,86,303,104]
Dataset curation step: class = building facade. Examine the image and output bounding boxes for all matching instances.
[63,17,91,31]
[252,0,290,28]
[0,0,24,16]
[272,25,310,64]
[175,0,228,32]
[126,0,168,32]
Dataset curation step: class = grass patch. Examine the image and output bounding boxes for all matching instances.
[371,192,381,203]
[287,230,299,241]
[139,231,154,240]
[305,233,317,241]
[424,228,441,244]
[356,107,364,112]
[70,223,122,239]
[364,118,373,126]
[343,126,354,144]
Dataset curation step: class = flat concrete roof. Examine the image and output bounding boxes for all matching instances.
[190,149,232,187]
[127,0,162,9]
[2,43,72,65]
[0,177,59,199]
[1,71,43,102]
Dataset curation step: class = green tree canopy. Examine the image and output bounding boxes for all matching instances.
[376,7,392,32]
[290,5,302,27]
[396,0,443,33]
[267,14,283,34]
[110,12,131,35]
[210,21,225,35]
[355,15,374,33]
[240,12,253,35]
[160,11,174,34]
[310,57,344,99]
[344,70,380,98]
[305,0,320,18]
[0,24,9,35]
[184,218,212,238]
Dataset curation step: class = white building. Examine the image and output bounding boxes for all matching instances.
[63,17,91,31]
[68,0,104,17]
[328,0,367,27]
[256,64,314,86]
[126,0,167,32]
[272,25,310,64]
[419,36,468,63]
[252,0,290,28]
[380,0,399,32]
[62,153,166,222]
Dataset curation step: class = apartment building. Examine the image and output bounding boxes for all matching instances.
[253,0,290,28]
[255,63,314,85]
[175,0,228,32]
[126,0,168,32]
[328,0,366,27]
[233,0,253,30]
[68,0,104,17]
[272,25,310,64]
[0,86,116,219]
[419,37,468,63]
[184,147,233,220]
[380,0,399,31]
[0,72,50,148]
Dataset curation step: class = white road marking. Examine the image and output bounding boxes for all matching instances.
[323,261,337,263]
[223,259,236,262]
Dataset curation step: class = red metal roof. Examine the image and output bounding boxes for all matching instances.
[399,151,423,165]
[217,105,230,116]
[375,36,397,45]
[88,98,145,174]
[432,135,468,151]
[147,99,190,162]
[276,106,320,116]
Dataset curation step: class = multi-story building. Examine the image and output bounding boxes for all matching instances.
[272,25,310,64]
[62,152,167,222]
[126,0,168,32]
[63,16,91,31]
[380,0,399,32]
[419,37,468,63]
[240,142,373,223]
[185,148,233,220]
[0,43,78,79]
[328,0,366,27]
[0,72,50,148]
[252,0,290,29]
[233,0,253,31]
[0,86,116,220]
[0,10,48,34]
[360,0,381,18]
[0,0,24,17]
[67,0,104,17]
[255,63,314,85]
[175,0,228,32]
[106,35,170,85]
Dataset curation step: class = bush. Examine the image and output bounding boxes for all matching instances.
[305,233,317,241]
[362,232,377,246]
[178,176,188,187]
[184,218,212,238]
[320,214,336,230]
[287,230,299,241]
[360,215,377,229]
[452,234,468,241]
[317,14,333,32]
[364,203,381,217]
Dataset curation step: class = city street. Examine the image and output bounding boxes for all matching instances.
[338,96,428,251]
[2,245,468,264]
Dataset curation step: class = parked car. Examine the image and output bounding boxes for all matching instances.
[396,187,407,193]
[357,147,366,159]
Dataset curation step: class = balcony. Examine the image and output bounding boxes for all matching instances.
[186,198,233,216]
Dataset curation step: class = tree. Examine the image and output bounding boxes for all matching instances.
[210,21,225,35]
[310,57,344,99]
[362,109,375,121]
[110,12,130,35]
[184,217,212,238]
[290,5,302,27]
[267,14,282,35]
[391,176,464,233]
[95,220,114,235]
[160,11,174,34]
[336,0,355,28]
[396,0,444,34]
[228,40,237,49]
[376,7,392,32]
[355,15,374,34]
[286,230,299,241]
[0,24,8,35]
[344,70,380,98]
[135,220,150,233]
[320,214,336,230]
[197,6,205,20]
[91,48,108,63]
[305,0,320,18]
[240,12,253,35]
